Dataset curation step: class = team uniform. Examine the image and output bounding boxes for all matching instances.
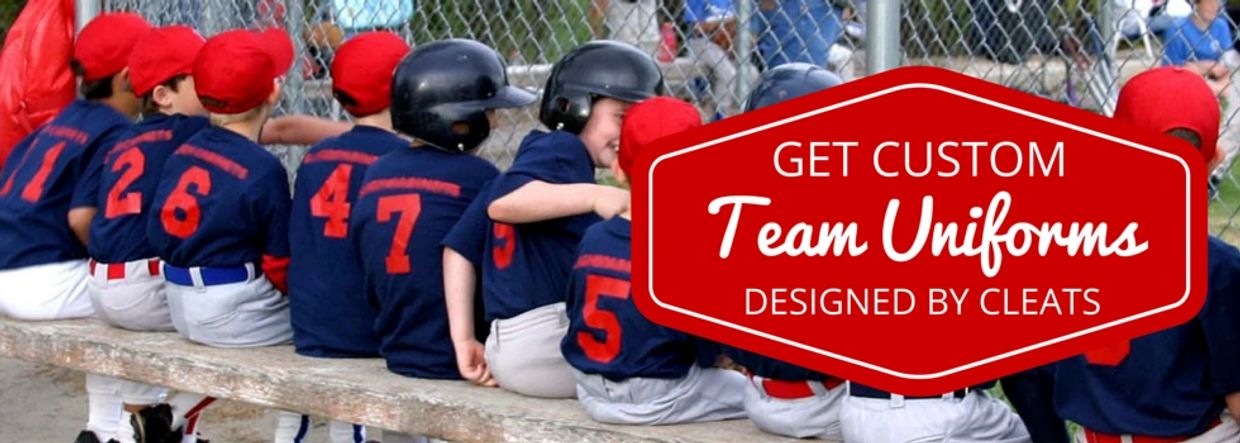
[479,130,601,398]
[562,216,746,424]
[1051,237,1240,442]
[724,348,847,439]
[839,381,1031,443]
[0,100,129,319]
[146,124,293,347]
[353,147,497,378]
[289,126,404,357]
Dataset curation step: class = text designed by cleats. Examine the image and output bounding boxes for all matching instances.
[744,287,1101,317]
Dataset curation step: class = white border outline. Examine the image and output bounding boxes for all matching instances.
[647,82,1194,380]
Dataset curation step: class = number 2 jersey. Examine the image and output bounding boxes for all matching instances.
[146,125,290,268]
[88,113,210,263]
[1053,236,1240,437]
[351,147,497,379]
[0,100,131,270]
[288,126,405,357]
[560,217,707,380]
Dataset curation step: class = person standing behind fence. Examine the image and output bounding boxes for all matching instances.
[590,0,662,56]
[683,0,758,116]
[1163,0,1233,95]
[750,0,845,72]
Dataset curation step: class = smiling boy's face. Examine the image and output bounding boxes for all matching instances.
[579,97,633,168]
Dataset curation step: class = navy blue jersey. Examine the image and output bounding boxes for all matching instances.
[289,126,407,358]
[146,126,290,267]
[440,180,495,342]
[0,100,131,270]
[1053,236,1240,437]
[481,130,601,321]
[352,147,498,379]
[88,114,210,263]
[723,347,835,382]
[561,217,701,381]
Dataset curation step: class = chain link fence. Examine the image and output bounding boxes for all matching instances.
[3,0,1240,236]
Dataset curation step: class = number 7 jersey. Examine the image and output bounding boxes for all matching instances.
[351,147,497,379]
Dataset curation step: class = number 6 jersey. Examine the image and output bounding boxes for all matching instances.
[146,125,290,268]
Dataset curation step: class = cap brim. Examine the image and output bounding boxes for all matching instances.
[478,86,538,109]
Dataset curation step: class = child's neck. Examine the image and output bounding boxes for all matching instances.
[355,111,393,132]
[220,119,264,142]
[1192,13,1212,30]
[98,96,138,119]
[619,209,631,220]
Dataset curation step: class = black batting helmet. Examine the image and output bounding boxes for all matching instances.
[539,40,664,134]
[391,39,536,152]
[743,63,844,112]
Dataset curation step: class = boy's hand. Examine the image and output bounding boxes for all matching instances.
[591,186,630,219]
[454,339,497,387]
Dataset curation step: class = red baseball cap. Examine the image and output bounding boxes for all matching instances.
[619,97,702,176]
[331,32,410,116]
[73,13,152,82]
[193,28,294,114]
[1114,67,1220,165]
[128,26,206,97]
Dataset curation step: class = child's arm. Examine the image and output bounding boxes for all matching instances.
[444,247,495,386]
[487,181,629,223]
[68,208,95,246]
[259,116,352,146]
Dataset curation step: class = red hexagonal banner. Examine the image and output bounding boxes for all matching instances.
[630,66,1208,395]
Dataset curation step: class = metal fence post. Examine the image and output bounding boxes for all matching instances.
[865,0,900,75]
[75,0,99,32]
[735,0,753,111]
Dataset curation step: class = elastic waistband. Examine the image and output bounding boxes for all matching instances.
[163,263,258,288]
[89,258,161,281]
[1081,417,1223,443]
[751,375,845,400]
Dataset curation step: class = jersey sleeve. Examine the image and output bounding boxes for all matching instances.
[1163,23,1190,65]
[683,0,704,24]
[1201,242,1240,396]
[442,181,493,267]
[70,132,115,209]
[257,167,293,258]
[490,140,594,201]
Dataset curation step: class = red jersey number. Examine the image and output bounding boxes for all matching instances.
[376,194,422,274]
[104,148,146,218]
[576,274,632,364]
[1084,340,1131,366]
[20,142,66,203]
[309,164,353,238]
[492,222,515,269]
[160,166,212,239]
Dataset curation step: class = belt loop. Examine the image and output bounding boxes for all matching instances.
[890,393,905,408]
[1120,436,1133,443]
[493,320,501,351]
[751,375,770,400]
[245,263,255,282]
[844,381,852,397]
[942,391,953,401]
[190,267,205,289]
[808,380,828,397]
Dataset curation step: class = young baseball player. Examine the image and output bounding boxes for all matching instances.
[351,38,534,442]
[560,96,747,425]
[286,31,409,443]
[1048,66,1240,442]
[723,62,851,440]
[0,12,150,443]
[443,40,661,398]
[143,27,303,443]
[85,24,351,443]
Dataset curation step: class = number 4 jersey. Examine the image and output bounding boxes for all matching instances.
[146,125,291,268]
[88,113,209,263]
[0,100,132,270]
[351,147,497,379]
[288,126,406,358]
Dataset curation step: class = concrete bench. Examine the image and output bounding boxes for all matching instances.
[0,317,800,442]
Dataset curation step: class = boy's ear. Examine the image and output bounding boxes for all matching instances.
[610,158,629,188]
[266,82,282,105]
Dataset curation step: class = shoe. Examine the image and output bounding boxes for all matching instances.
[73,431,102,443]
[130,404,181,443]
